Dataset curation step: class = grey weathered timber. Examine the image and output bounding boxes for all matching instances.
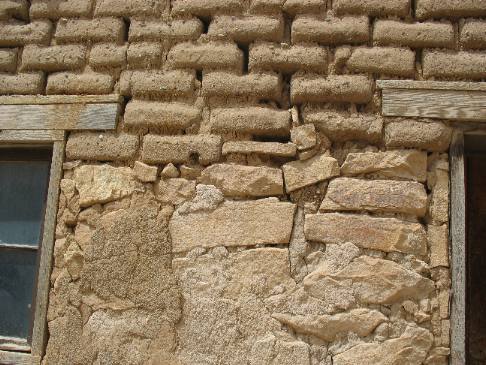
[450,130,466,365]
[30,139,65,358]
[0,94,122,105]
[0,130,64,142]
[377,80,486,92]
[0,350,40,365]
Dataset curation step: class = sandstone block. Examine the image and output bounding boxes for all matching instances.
[66,132,139,161]
[46,72,113,95]
[292,16,369,44]
[124,101,200,130]
[320,178,428,216]
[384,120,452,152]
[423,51,486,80]
[30,0,92,18]
[171,0,244,16]
[170,198,296,252]
[210,107,290,136]
[461,20,486,49]
[21,45,86,72]
[133,161,158,183]
[283,0,326,15]
[127,42,163,69]
[305,213,427,255]
[334,325,433,365]
[0,20,52,46]
[291,75,373,104]
[429,224,449,268]
[249,42,328,73]
[334,0,409,16]
[202,72,281,99]
[94,0,166,16]
[347,47,415,77]
[222,141,297,157]
[129,19,202,42]
[55,18,124,43]
[167,42,243,71]
[73,165,143,207]
[142,135,222,164]
[428,158,449,224]
[291,124,317,150]
[273,308,386,342]
[89,43,127,68]
[416,0,486,19]
[0,48,17,72]
[282,154,340,193]
[341,150,427,181]
[207,15,284,43]
[303,109,383,143]
[374,21,454,48]
[200,164,284,197]
[161,163,179,178]
[0,73,44,95]
[129,70,195,97]
[156,178,196,205]
[0,0,29,20]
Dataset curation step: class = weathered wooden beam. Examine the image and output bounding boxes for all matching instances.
[0,130,64,142]
[0,350,40,365]
[0,94,122,105]
[377,80,486,92]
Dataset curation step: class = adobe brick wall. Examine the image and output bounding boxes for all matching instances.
[1,0,482,364]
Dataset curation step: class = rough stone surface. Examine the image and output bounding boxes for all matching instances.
[46,72,114,95]
[155,178,196,205]
[320,178,428,216]
[334,0,410,16]
[0,72,44,95]
[292,16,369,44]
[416,0,486,19]
[133,161,158,182]
[55,18,125,43]
[461,20,486,49]
[129,19,203,42]
[347,47,415,77]
[305,213,427,255]
[200,164,284,197]
[291,124,317,151]
[222,141,297,157]
[0,20,52,46]
[89,43,127,68]
[428,158,449,224]
[282,154,340,193]
[423,50,486,80]
[30,0,92,19]
[385,120,452,152]
[21,44,86,71]
[66,133,139,161]
[429,224,449,268]
[0,48,17,72]
[170,199,296,252]
[208,15,284,43]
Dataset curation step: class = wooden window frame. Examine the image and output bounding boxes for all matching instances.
[0,95,121,365]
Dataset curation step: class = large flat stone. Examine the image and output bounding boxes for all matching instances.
[170,198,296,252]
[305,213,427,256]
[320,178,428,216]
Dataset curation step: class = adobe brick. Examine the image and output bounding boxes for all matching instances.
[292,16,369,45]
[0,20,52,46]
[167,42,243,72]
[346,47,415,77]
[94,0,167,17]
[202,72,281,99]
[210,107,290,136]
[208,15,284,43]
[129,19,203,42]
[21,45,86,72]
[384,120,452,152]
[0,48,17,72]
[66,132,139,161]
[142,135,222,164]
[283,0,326,15]
[0,0,29,20]
[416,0,486,19]
[291,75,373,104]
[249,0,284,15]
[423,51,486,80]
[334,0,410,17]
[46,72,114,95]
[461,21,486,50]
[89,43,127,68]
[124,101,201,130]
[30,0,92,19]
[171,0,245,16]
[374,20,454,49]
[0,73,44,95]
[55,18,125,44]
[127,42,163,69]
[249,42,328,73]
[129,70,195,97]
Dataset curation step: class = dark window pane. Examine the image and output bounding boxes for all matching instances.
[0,161,50,246]
[0,248,38,339]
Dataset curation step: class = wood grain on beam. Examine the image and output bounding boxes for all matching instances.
[0,350,40,365]
[377,80,486,92]
[0,130,64,142]
[0,94,122,105]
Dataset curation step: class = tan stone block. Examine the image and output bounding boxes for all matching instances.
[0,72,44,95]
[305,213,427,255]
[222,141,297,157]
[171,0,244,16]
[385,120,452,152]
[55,18,125,43]
[210,107,290,136]
[282,154,340,193]
[441,320,450,346]
[46,72,113,95]
[133,161,158,183]
[341,150,427,182]
[416,0,486,19]
[334,0,409,16]
[0,48,17,72]
[428,159,449,224]
[161,163,179,178]
[127,42,163,69]
[250,42,328,73]
[374,21,454,48]
[30,0,92,19]
[155,178,196,205]
[291,124,317,150]
[207,15,284,43]
[438,290,450,319]
[129,70,195,97]
[249,0,284,14]
[0,20,52,46]
[94,0,166,16]
[21,45,86,72]
[461,20,486,49]
[66,132,139,161]
[423,51,486,80]
[202,72,281,99]
[347,47,415,77]
[0,0,28,20]
[170,198,296,252]
[292,16,369,44]
[291,75,373,104]
[320,178,428,216]
[89,43,127,68]
[142,135,222,164]
[428,224,449,268]
[129,19,203,42]
[200,164,284,197]
[283,0,326,14]
[125,101,200,130]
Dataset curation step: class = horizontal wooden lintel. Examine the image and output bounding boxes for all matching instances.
[377,80,486,92]
[0,350,39,365]
[0,94,123,105]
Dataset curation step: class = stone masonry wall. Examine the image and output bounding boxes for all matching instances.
[2,0,483,364]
